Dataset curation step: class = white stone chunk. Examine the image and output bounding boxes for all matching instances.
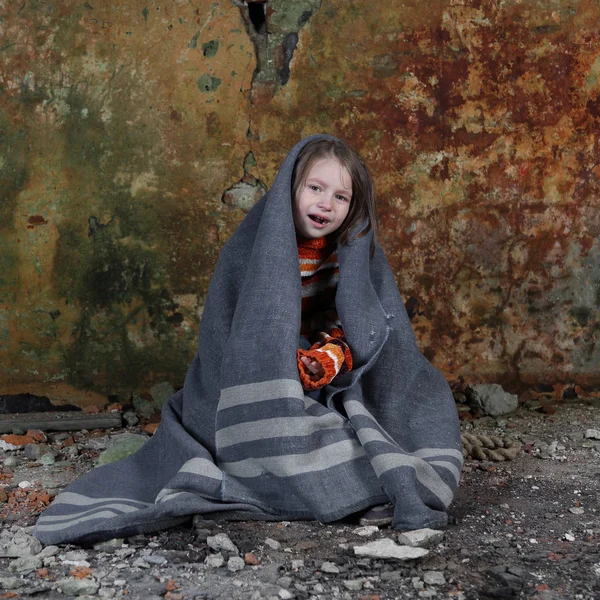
[0,532,43,558]
[585,428,600,440]
[0,577,26,590]
[344,579,363,591]
[207,533,239,554]
[227,556,245,572]
[265,537,281,550]
[205,552,225,568]
[397,528,444,548]
[423,571,446,585]
[320,561,340,573]
[355,525,379,537]
[353,538,429,560]
[57,578,100,596]
[8,555,43,573]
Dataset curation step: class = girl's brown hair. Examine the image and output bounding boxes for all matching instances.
[291,138,378,254]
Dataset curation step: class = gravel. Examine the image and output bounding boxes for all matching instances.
[1,401,599,598]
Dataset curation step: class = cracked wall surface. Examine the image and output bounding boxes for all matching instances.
[1,0,599,401]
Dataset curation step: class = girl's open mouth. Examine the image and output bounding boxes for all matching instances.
[309,214,329,225]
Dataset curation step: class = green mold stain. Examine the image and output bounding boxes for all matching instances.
[586,56,600,90]
[197,74,221,93]
[244,151,257,173]
[202,39,219,58]
[188,31,200,49]
[142,7,149,23]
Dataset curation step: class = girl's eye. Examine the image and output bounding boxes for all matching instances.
[336,195,349,202]
[308,184,320,192]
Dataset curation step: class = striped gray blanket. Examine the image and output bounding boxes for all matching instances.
[34,136,462,545]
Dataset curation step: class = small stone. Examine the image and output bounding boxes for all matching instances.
[205,552,225,568]
[397,529,444,548]
[57,578,100,596]
[380,570,404,582]
[132,394,156,418]
[278,589,294,600]
[0,576,26,590]
[354,538,429,560]
[143,553,167,565]
[99,589,117,599]
[278,576,293,588]
[343,580,363,591]
[585,429,600,440]
[3,456,19,467]
[123,412,139,427]
[207,533,239,554]
[466,384,518,416]
[0,488,7,503]
[291,559,304,570]
[18,480,33,488]
[412,577,425,590]
[228,556,245,572]
[569,507,584,515]
[63,550,89,562]
[421,555,448,571]
[132,557,150,568]
[150,382,176,409]
[423,571,446,585]
[355,526,379,537]
[265,537,281,550]
[40,453,56,465]
[0,531,43,558]
[97,434,146,465]
[9,555,43,572]
[564,532,575,542]
[38,545,60,559]
[24,443,52,460]
[321,561,340,573]
[93,538,124,551]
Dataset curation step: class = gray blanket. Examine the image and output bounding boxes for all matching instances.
[34,135,462,545]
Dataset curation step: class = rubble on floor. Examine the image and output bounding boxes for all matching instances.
[0,386,599,598]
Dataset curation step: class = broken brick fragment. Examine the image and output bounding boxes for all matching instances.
[244,552,260,565]
[71,566,93,579]
[26,429,47,443]
[142,423,159,435]
[0,434,36,447]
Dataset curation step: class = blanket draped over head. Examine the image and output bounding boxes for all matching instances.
[34,135,462,545]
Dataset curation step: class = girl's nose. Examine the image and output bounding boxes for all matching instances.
[318,195,333,211]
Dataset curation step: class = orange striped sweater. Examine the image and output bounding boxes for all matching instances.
[297,236,353,391]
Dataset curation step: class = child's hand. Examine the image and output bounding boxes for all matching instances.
[300,356,325,382]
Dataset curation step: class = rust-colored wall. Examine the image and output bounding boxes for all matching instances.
[1,0,599,402]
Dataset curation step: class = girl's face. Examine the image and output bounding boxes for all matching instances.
[292,157,352,239]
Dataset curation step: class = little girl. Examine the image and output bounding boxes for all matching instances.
[35,135,462,545]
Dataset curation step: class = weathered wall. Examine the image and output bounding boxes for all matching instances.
[1,0,599,402]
